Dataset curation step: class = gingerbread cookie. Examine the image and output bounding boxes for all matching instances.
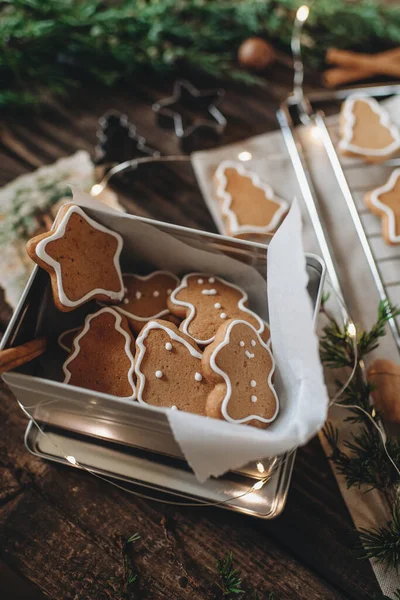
[202,319,278,428]
[339,96,400,163]
[135,319,213,415]
[168,273,269,345]
[112,271,180,333]
[26,203,124,312]
[365,169,400,245]
[214,161,288,238]
[63,307,135,398]
[58,327,81,352]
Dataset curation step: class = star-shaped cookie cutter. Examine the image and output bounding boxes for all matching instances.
[152,80,227,152]
[95,110,160,165]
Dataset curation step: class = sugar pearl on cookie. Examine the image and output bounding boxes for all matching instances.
[194,372,203,382]
[153,290,160,297]
[251,339,256,347]
[251,395,257,403]
[250,380,257,387]
[197,278,204,284]
[165,342,172,351]
[214,302,221,309]
[155,370,163,378]
[167,288,172,294]
[123,298,129,304]
[239,341,245,347]
[220,312,227,319]
[135,291,142,300]
[171,405,178,411]
[208,277,215,283]
[124,287,128,293]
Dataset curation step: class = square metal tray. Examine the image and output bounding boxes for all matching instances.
[1,207,325,517]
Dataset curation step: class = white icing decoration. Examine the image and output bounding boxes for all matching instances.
[209,319,279,424]
[339,95,400,157]
[194,372,202,382]
[197,278,204,284]
[251,395,257,403]
[368,168,400,244]
[123,298,129,304]
[215,160,289,236]
[239,341,245,347]
[153,290,160,298]
[245,350,255,359]
[109,271,179,322]
[214,302,221,309]
[135,321,202,405]
[155,370,163,378]
[201,289,217,295]
[165,342,172,351]
[35,204,124,307]
[171,405,178,410]
[135,291,142,300]
[57,327,81,353]
[208,277,215,283]
[220,312,227,319]
[63,307,135,399]
[169,273,266,345]
[251,339,256,347]
[250,380,257,387]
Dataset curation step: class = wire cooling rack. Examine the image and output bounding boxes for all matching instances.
[278,84,400,354]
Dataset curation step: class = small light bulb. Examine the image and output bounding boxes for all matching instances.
[296,5,310,22]
[90,183,103,197]
[66,455,77,465]
[347,322,356,338]
[253,479,265,491]
[256,461,265,474]
[238,151,252,162]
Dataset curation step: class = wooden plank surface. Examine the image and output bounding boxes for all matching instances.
[0,65,381,599]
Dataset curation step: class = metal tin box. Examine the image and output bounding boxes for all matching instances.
[1,207,325,517]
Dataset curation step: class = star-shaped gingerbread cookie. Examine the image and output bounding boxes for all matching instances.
[365,168,400,245]
[27,203,124,311]
[202,319,278,428]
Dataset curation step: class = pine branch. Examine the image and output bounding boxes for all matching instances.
[358,499,400,571]
[217,552,244,596]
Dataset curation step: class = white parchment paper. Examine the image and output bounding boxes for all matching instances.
[72,189,328,483]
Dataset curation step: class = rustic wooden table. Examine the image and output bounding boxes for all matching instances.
[0,65,382,599]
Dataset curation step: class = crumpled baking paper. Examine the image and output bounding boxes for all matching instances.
[70,189,328,482]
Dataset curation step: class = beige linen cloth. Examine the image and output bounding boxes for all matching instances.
[192,95,400,597]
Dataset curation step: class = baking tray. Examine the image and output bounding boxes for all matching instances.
[2,208,325,517]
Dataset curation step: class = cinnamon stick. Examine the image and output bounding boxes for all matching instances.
[0,338,47,375]
[323,67,375,88]
[326,47,400,79]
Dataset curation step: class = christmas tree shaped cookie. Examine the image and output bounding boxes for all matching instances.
[214,161,288,238]
[202,319,278,428]
[339,96,400,163]
[365,168,400,245]
[168,273,270,345]
[63,307,135,398]
[135,319,213,415]
[27,203,124,311]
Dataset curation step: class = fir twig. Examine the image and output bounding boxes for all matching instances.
[217,552,244,596]
[358,499,400,571]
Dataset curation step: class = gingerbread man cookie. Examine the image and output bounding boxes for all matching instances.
[339,95,400,163]
[63,307,135,399]
[214,161,288,238]
[365,169,400,245]
[202,319,278,428]
[134,319,213,415]
[168,273,269,345]
[112,271,180,333]
[26,203,124,312]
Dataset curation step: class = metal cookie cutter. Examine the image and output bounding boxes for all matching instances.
[95,110,160,166]
[152,80,227,153]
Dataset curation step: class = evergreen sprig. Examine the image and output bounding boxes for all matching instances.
[320,300,400,572]
[359,499,400,571]
[217,552,244,596]
[2,0,400,109]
